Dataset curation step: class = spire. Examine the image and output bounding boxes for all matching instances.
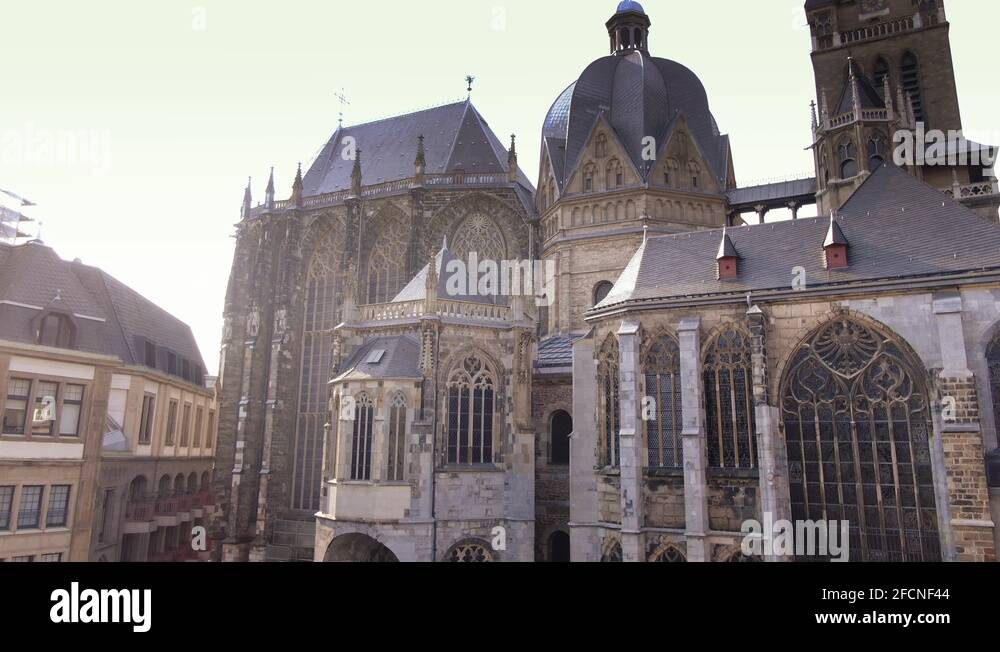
[848,57,863,119]
[291,163,303,208]
[507,134,518,182]
[441,234,448,251]
[241,177,252,220]
[810,100,818,130]
[350,149,363,198]
[415,134,426,168]
[265,167,275,209]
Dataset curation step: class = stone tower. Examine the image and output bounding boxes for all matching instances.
[805,0,999,219]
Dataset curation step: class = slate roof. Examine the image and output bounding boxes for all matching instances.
[835,60,885,116]
[542,50,731,190]
[302,100,534,196]
[726,178,818,208]
[536,335,580,370]
[595,163,1000,310]
[0,241,205,377]
[332,335,421,382]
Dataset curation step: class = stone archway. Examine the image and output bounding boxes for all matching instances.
[323,533,399,563]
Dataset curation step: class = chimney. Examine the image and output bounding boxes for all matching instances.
[716,228,739,280]
[824,211,849,269]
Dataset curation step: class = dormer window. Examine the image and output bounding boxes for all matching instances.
[37,313,75,349]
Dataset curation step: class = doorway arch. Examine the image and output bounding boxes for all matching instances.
[323,533,399,563]
[548,530,570,563]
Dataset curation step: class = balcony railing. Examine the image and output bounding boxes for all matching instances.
[358,297,511,324]
[125,498,155,522]
[154,496,178,516]
[941,181,1000,201]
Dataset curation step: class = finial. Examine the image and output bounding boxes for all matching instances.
[642,224,649,243]
[334,88,350,127]
[465,75,475,97]
[442,234,448,251]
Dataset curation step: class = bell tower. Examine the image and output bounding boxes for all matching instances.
[805,0,999,221]
[606,0,650,54]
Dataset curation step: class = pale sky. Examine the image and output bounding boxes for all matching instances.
[1,0,996,374]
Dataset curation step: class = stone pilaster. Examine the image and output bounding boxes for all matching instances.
[678,317,710,562]
[617,320,643,562]
[747,305,791,561]
[932,293,996,562]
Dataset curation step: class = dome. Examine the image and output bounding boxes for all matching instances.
[616,0,645,13]
[542,50,728,189]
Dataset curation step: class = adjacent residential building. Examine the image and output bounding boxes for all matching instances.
[0,240,217,562]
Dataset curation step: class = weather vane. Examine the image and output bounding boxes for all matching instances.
[465,75,476,97]
[334,88,351,126]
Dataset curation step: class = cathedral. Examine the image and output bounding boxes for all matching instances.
[213,0,1000,562]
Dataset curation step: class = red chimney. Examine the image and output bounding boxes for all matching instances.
[716,228,739,280]
[824,213,849,269]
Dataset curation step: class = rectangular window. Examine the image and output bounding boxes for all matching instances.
[180,404,192,446]
[165,401,178,446]
[0,486,13,530]
[59,384,84,437]
[31,381,59,436]
[46,485,71,527]
[193,406,203,447]
[138,394,155,444]
[206,411,215,448]
[17,485,43,529]
[98,488,114,543]
[3,378,31,434]
[40,553,62,562]
[10,556,34,562]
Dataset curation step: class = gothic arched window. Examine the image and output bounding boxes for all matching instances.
[447,539,493,562]
[550,410,572,465]
[593,281,614,307]
[873,57,890,96]
[583,163,596,193]
[781,317,940,562]
[596,133,608,159]
[365,208,409,304]
[445,354,498,466]
[900,52,925,124]
[651,546,686,563]
[451,214,507,264]
[838,139,858,179]
[351,393,374,481]
[294,229,341,510]
[597,335,621,468]
[868,132,887,169]
[606,158,623,189]
[703,326,756,469]
[643,334,683,469]
[386,392,407,482]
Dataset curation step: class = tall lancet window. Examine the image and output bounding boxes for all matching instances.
[597,335,621,468]
[642,333,682,469]
[703,326,756,470]
[445,354,499,466]
[350,393,375,481]
[451,214,507,264]
[781,318,940,562]
[365,206,409,304]
[293,230,341,511]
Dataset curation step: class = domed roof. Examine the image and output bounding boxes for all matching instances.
[542,50,729,190]
[616,0,645,13]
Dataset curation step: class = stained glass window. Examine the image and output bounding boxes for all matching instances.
[704,326,757,469]
[598,335,621,468]
[351,393,374,481]
[642,334,683,469]
[445,355,497,465]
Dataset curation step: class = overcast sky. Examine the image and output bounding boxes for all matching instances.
[1,0,996,373]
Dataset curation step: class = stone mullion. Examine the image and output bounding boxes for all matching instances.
[747,305,791,562]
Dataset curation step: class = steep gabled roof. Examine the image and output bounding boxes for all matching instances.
[302,100,533,196]
[595,164,1000,309]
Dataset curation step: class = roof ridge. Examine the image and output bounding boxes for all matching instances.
[342,98,469,131]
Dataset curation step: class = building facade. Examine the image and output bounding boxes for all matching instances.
[0,241,217,562]
[213,0,999,562]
